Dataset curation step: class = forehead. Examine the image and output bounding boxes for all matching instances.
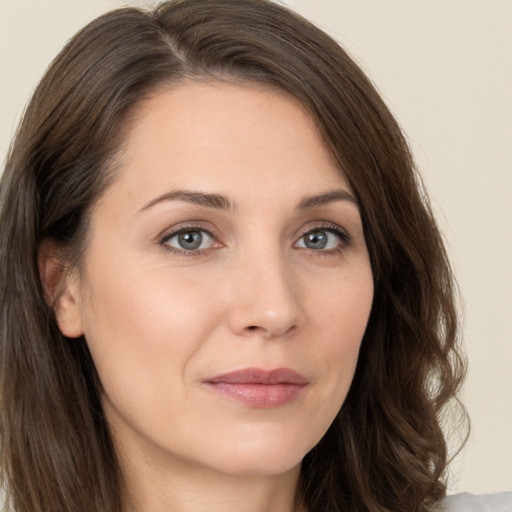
[108,82,351,210]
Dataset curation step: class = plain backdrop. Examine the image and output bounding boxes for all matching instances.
[1,0,511,494]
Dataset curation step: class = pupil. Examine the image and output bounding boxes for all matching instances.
[178,231,202,250]
[306,231,327,249]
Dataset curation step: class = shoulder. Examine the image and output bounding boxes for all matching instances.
[438,492,512,512]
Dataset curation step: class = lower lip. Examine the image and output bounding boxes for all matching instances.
[205,382,306,408]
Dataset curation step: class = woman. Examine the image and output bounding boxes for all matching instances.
[0,1,509,511]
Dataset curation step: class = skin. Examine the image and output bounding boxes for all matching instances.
[54,83,374,512]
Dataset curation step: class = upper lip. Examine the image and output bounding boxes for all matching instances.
[205,367,309,385]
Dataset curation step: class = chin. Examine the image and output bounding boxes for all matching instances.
[209,451,304,478]
[192,427,315,477]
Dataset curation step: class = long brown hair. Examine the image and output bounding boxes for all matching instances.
[0,1,466,511]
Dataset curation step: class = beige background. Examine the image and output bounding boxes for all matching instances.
[1,0,510,494]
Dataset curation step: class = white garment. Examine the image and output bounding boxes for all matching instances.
[441,492,512,511]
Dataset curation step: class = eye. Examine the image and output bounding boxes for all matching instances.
[162,228,215,252]
[295,226,349,252]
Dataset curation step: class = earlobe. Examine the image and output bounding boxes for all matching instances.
[38,239,84,338]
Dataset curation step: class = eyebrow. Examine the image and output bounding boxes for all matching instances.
[137,187,358,214]
[138,190,233,213]
[296,189,359,210]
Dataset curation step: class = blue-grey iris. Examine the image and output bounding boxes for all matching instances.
[178,231,203,250]
[304,231,327,249]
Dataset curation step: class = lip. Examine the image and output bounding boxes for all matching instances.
[203,367,309,408]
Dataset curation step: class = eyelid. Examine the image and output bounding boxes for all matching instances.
[159,223,223,255]
[294,222,352,251]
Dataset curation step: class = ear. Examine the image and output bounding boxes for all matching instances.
[38,239,84,338]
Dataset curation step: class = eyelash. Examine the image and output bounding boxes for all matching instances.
[159,222,351,256]
[160,224,220,257]
[295,222,352,255]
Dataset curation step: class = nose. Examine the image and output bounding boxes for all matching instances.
[227,249,304,339]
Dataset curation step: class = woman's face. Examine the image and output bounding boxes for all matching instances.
[60,83,373,478]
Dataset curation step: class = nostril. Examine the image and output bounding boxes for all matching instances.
[247,326,258,331]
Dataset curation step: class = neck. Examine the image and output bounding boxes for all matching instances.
[116,434,306,512]
[123,457,306,512]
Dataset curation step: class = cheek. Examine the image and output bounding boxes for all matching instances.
[303,263,373,424]
[309,262,373,344]
[79,255,225,416]
[309,267,373,398]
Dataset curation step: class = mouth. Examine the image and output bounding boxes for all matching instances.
[203,367,309,408]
